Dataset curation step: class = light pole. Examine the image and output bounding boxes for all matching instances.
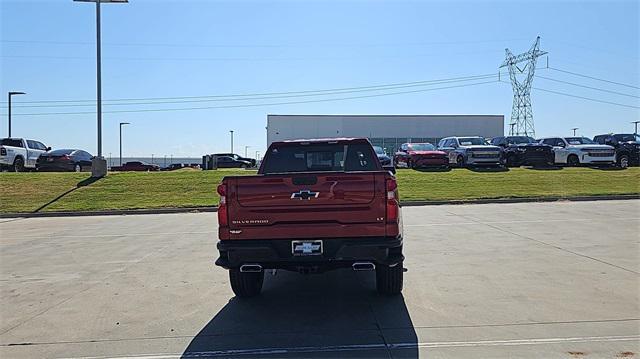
[119,122,129,166]
[255,150,260,160]
[7,91,26,137]
[632,121,640,135]
[74,0,128,176]
[244,145,251,158]
[229,130,234,153]
[571,127,579,136]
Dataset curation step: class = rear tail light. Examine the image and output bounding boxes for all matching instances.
[217,184,228,227]
[386,178,399,223]
[0,147,6,156]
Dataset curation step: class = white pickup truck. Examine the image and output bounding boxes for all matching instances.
[0,138,50,172]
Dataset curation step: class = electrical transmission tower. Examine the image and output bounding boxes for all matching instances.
[500,36,547,137]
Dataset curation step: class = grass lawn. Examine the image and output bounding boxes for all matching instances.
[0,167,638,213]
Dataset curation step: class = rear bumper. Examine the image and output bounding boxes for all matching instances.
[215,236,403,271]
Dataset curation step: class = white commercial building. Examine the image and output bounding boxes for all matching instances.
[267,114,504,153]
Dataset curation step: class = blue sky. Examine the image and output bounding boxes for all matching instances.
[1,0,638,157]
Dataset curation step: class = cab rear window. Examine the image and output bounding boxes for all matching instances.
[0,139,23,147]
[261,143,378,174]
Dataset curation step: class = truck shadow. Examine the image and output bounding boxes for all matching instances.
[32,176,100,213]
[182,269,418,358]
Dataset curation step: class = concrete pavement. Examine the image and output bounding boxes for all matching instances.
[0,200,638,358]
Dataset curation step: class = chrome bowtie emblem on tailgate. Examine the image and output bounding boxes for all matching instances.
[291,189,319,200]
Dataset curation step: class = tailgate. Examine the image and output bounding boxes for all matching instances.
[227,172,387,240]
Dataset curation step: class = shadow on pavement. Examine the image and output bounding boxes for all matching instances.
[32,176,100,213]
[182,269,417,358]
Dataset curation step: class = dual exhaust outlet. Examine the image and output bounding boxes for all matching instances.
[238,262,375,273]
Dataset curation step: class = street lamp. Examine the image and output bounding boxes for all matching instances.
[74,0,128,176]
[7,91,26,137]
[244,145,251,158]
[119,122,129,166]
[229,130,234,153]
[571,127,579,136]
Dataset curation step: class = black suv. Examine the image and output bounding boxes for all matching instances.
[593,133,640,168]
[490,136,554,167]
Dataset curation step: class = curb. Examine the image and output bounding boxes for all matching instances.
[1,194,638,219]
[400,194,640,206]
[0,206,217,219]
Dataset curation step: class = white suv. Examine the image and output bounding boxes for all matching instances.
[0,138,50,172]
[538,137,615,166]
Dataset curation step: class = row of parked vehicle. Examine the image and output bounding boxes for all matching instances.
[0,137,260,172]
[379,133,639,169]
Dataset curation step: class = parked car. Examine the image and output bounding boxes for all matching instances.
[0,138,50,172]
[437,136,503,167]
[593,133,640,168]
[373,146,392,166]
[215,138,403,297]
[214,153,256,167]
[538,137,616,166]
[394,142,448,169]
[111,161,160,171]
[36,149,93,172]
[215,156,252,168]
[490,136,554,167]
[161,163,184,171]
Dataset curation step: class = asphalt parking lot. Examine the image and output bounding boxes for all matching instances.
[0,200,638,358]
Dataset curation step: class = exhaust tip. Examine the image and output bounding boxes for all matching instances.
[240,264,263,273]
[352,262,375,271]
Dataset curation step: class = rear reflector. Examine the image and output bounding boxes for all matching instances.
[217,183,228,226]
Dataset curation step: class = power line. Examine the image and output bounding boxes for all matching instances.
[537,75,640,98]
[0,80,497,117]
[1,73,500,105]
[2,75,500,109]
[548,67,640,90]
[533,87,640,109]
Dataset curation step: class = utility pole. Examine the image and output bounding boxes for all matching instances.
[74,0,128,177]
[7,91,26,137]
[500,36,547,137]
[245,145,251,158]
[571,127,579,136]
[229,130,234,153]
[632,121,640,135]
[255,150,260,160]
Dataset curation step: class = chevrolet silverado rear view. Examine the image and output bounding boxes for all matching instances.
[215,138,404,297]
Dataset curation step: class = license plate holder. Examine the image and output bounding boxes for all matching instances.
[291,240,323,256]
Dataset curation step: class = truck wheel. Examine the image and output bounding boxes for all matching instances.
[376,262,403,295]
[74,164,82,172]
[457,155,465,168]
[13,157,25,172]
[506,154,517,167]
[229,268,264,297]
[567,155,579,167]
[618,154,629,169]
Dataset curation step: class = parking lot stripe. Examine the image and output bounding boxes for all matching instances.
[56,335,640,359]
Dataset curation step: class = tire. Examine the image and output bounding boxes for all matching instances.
[74,164,82,172]
[13,157,25,172]
[566,154,580,167]
[407,159,413,169]
[229,268,264,297]
[618,154,629,169]
[456,155,465,168]
[506,154,517,167]
[376,262,403,295]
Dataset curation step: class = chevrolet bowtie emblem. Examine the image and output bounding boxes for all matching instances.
[291,189,319,200]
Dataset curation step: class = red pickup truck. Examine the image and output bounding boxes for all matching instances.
[215,138,404,297]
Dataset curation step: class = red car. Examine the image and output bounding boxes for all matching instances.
[394,142,448,169]
[215,138,404,297]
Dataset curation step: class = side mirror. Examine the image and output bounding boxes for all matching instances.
[46,147,51,151]
[383,165,396,175]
